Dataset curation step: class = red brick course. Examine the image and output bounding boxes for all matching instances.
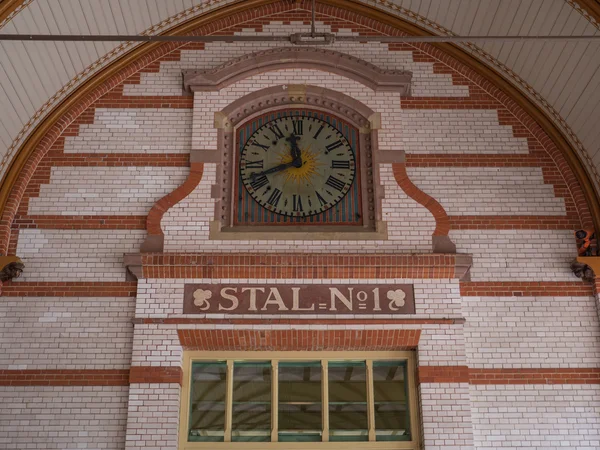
[140,253,466,279]
[418,366,600,385]
[459,281,592,297]
[0,369,129,386]
[178,329,421,351]
[0,281,137,297]
[448,215,580,230]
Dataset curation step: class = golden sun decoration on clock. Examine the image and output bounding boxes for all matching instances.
[237,111,360,224]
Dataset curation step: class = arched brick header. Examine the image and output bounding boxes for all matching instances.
[183,46,412,93]
[1,0,595,256]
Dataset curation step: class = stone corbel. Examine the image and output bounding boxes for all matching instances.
[124,253,143,281]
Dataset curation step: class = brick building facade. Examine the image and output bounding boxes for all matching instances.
[1,2,599,449]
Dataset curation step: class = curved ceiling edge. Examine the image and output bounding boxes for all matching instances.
[0,0,599,234]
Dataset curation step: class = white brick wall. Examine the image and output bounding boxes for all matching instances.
[450,230,577,281]
[16,229,146,281]
[130,326,182,368]
[0,386,128,449]
[124,22,467,98]
[125,384,180,450]
[28,166,188,216]
[401,110,528,154]
[64,109,192,154]
[420,383,474,450]
[463,295,600,368]
[409,167,566,215]
[0,297,134,370]
[162,164,437,253]
[470,384,600,449]
[419,325,468,366]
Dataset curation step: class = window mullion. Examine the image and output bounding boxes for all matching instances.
[224,360,234,442]
[271,359,279,442]
[366,359,376,442]
[321,359,329,442]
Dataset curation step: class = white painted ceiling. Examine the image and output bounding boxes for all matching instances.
[0,0,599,192]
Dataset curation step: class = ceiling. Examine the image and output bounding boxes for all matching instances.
[0,0,599,194]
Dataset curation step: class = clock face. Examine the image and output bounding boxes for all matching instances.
[239,116,356,217]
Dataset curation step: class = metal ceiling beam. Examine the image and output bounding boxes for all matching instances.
[0,33,599,42]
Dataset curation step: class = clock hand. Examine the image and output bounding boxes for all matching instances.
[250,161,296,180]
[286,134,303,168]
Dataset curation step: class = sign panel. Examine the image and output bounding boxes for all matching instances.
[183,284,415,315]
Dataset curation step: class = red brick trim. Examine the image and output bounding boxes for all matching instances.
[449,215,580,230]
[417,366,600,385]
[47,150,190,167]
[178,329,421,351]
[392,162,450,236]
[406,154,545,167]
[145,162,204,237]
[134,318,463,325]
[459,281,592,297]
[0,369,129,386]
[0,281,137,297]
[129,366,183,385]
[469,368,600,385]
[417,365,470,384]
[13,215,146,230]
[135,253,472,279]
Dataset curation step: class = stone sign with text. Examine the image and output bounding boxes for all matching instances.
[183,284,415,314]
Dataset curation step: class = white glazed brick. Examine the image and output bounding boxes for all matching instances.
[125,384,180,450]
[408,167,566,215]
[130,326,182,367]
[0,386,128,449]
[450,230,577,281]
[16,229,146,281]
[463,296,600,368]
[162,164,436,253]
[470,384,600,449]
[0,297,134,370]
[28,166,189,215]
[124,22,466,98]
[401,109,529,154]
[135,278,461,318]
[64,109,192,153]
[418,325,467,366]
[420,383,474,450]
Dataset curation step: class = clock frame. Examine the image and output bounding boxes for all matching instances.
[209,85,384,239]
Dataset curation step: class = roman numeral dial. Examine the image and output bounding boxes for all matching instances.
[239,115,356,217]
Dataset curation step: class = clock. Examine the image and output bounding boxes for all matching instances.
[239,115,356,217]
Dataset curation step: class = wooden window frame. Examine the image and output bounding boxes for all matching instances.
[178,351,420,450]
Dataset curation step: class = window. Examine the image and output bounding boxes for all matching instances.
[179,352,420,449]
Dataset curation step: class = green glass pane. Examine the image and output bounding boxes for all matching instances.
[278,361,322,442]
[328,361,368,442]
[232,361,271,442]
[189,362,227,442]
[373,361,410,441]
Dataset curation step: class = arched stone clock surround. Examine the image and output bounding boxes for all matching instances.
[206,84,386,241]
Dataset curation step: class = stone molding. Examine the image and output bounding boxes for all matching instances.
[183,47,412,94]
